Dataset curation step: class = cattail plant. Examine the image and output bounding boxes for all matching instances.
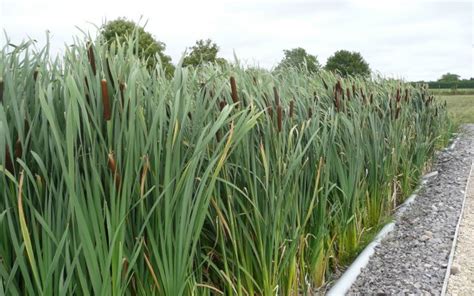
[87,42,97,76]
[230,76,239,104]
[334,88,340,112]
[0,33,451,296]
[273,86,280,106]
[101,79,111,121]
[107,152,121,190]
[4,145,13,173]
[219,100,227,111]
[289,99,295,118]
[14,138,22,159]
[277,105,283,132]
[119,81,126,108]
[33,69,39,81]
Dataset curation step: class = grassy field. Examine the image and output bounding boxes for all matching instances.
[430,88,474,96]
[437,94,474,125]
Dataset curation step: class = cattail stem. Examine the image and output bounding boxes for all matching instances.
[229,76,239,104]
[101,79,112,121]
[87,42,97,76]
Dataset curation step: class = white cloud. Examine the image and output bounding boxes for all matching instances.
[1,0,472,80]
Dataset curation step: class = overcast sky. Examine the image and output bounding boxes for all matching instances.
[1,0,472,81]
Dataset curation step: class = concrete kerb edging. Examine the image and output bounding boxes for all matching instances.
[440,161,474,296]
[327,139,460,296]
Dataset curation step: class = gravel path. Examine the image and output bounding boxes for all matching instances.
[348,124,474,295]
[447,162,474,295]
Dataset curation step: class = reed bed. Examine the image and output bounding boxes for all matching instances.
[0,35,451,295]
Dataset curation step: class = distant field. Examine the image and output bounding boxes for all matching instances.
[437,94,474,125]
[431,88,474,96]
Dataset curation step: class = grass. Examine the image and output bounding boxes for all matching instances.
[430,88,474,96]
[0,33,452,295]
[437,94,474,125]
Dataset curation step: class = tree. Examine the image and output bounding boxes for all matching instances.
[275,48,320,73]
[182,39,226,67]
[325,50,371,77]
[438,73,460,82]
[101,18,174,76]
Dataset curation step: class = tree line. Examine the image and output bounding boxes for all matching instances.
[101,18,371,77]
[415,73,474,89]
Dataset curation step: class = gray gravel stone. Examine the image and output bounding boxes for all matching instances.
[346,125,474,295]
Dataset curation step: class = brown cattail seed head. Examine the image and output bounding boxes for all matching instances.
[122,257,129,279]
[101,79,111,121]
[289,100,295,118]
[334,88,340,112]
[14,139,22,159]
[273,86,280,106]
[107,152,121,190]
[87,42,97,76]
[396,88,401,102]
[335,81,343,94]
[277,105,282,132]
[308,107,313,118]
[267,105,273,119]
[395,105,401,119]
[119,81,126,105]
[219,100,227,111]
[33,69,39,81]
[4,145,14,173]
[229,76,239,104]
[404,89,409,102]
